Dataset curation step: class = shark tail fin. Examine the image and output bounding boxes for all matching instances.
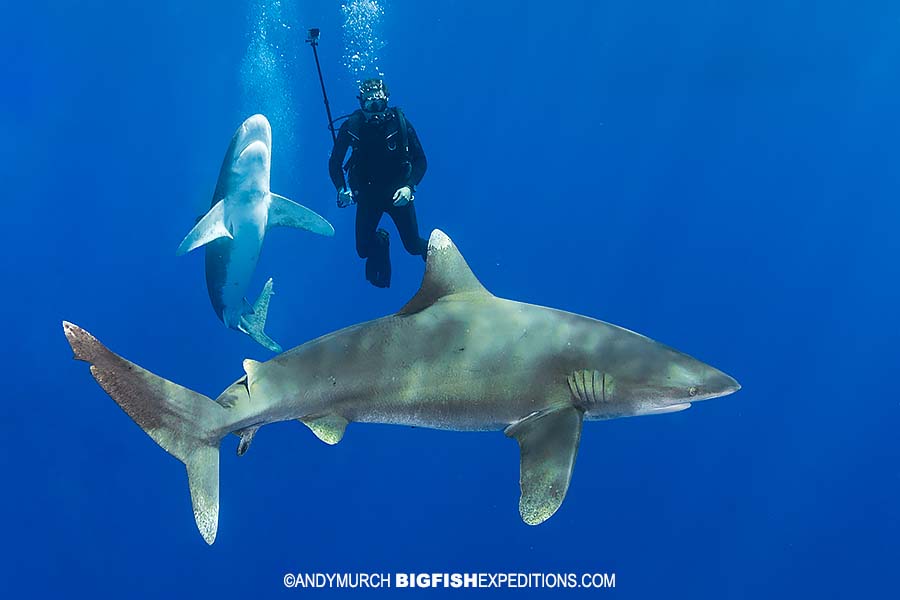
[239,278,283,353]
[62,321,230,545]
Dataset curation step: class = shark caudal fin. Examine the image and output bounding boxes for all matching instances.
[267,193,335,237]
[238,278,283,353]
[62,321,230,544]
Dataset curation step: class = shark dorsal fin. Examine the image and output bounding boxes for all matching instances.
[242,358,262,390]
[398,230,491,315]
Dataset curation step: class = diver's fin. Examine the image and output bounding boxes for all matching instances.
[62,321,230,545]
[505,404,583,526]
[300,414,349,445]
[238,279,282,353]
[176,199,231,255]
[267,193,335,237]
[398,229,491,315]
[365,229,392,289]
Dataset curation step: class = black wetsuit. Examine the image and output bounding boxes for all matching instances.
[329,107,428,287]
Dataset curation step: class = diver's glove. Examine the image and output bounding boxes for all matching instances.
[392,186,414,207]
[337,187,355,208]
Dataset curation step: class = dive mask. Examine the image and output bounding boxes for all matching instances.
[361,90,388,113]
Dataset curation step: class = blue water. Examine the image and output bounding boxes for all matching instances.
[3,0,898,597]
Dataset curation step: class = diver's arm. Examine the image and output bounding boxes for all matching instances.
[328,122,352,190]
[405,120,427,190]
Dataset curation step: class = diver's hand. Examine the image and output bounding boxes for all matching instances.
[392,186,414,207]
[337,187,355,208]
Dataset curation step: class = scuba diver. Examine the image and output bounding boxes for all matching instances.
[328,78,428,288]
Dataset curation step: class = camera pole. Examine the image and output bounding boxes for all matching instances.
[306,28,337,145]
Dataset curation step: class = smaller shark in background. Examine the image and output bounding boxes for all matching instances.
[177,114,334,352]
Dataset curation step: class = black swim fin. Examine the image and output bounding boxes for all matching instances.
[365,228,392,288]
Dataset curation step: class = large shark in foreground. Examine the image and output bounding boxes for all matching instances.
[176,114,334,352]
[64,230,740,544]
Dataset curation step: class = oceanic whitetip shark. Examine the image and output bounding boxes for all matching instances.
[64,230,740,545]
[176,114,334,352]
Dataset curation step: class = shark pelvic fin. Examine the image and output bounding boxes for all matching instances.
[300,415,349,445]
[398,229,491,315]
[267,193,335,237]
[238,279,282,353]
[505,404,584,525]
[176,199,232,255]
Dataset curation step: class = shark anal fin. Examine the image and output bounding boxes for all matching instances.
[505,405,583,525]
[301,415,348,445]
[267,193,335,237]
[176,199,232,256]
[238,279,282,353]
[236,425,260,456]
[398,229,491,315]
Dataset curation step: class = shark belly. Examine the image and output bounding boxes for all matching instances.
[204,200,266,329]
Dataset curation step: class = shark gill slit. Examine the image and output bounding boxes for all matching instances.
[602,372,607,403]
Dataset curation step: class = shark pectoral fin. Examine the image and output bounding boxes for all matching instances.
[398,229,491,315]
[267,193,335,237]
[300,415,349,445]
[505,405,583,525]
[176,199,231,256]
[237,279,282,353]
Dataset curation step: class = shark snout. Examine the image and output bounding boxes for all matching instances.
[236,114,272,152]
[701,369,741,400]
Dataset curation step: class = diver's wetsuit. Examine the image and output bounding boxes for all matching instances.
[329,107,428,287]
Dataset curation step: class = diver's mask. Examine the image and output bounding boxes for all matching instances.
[361,90,388,113]
[358,78,390,115]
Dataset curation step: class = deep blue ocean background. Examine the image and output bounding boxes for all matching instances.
[3,0,898,597]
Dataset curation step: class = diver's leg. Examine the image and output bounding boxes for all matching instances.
[356,196,391,288]
[365,229,391,288]
[387,203,428,260]
[355,200,383,259]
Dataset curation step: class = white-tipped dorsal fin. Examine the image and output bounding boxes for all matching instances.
[242,358,262,388]
[398,229,491,315]
[243,358,262,374]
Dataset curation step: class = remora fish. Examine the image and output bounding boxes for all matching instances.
[176,114,334,352]
[64,230,740,544]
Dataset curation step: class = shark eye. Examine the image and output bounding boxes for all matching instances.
[688,386,697,397]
